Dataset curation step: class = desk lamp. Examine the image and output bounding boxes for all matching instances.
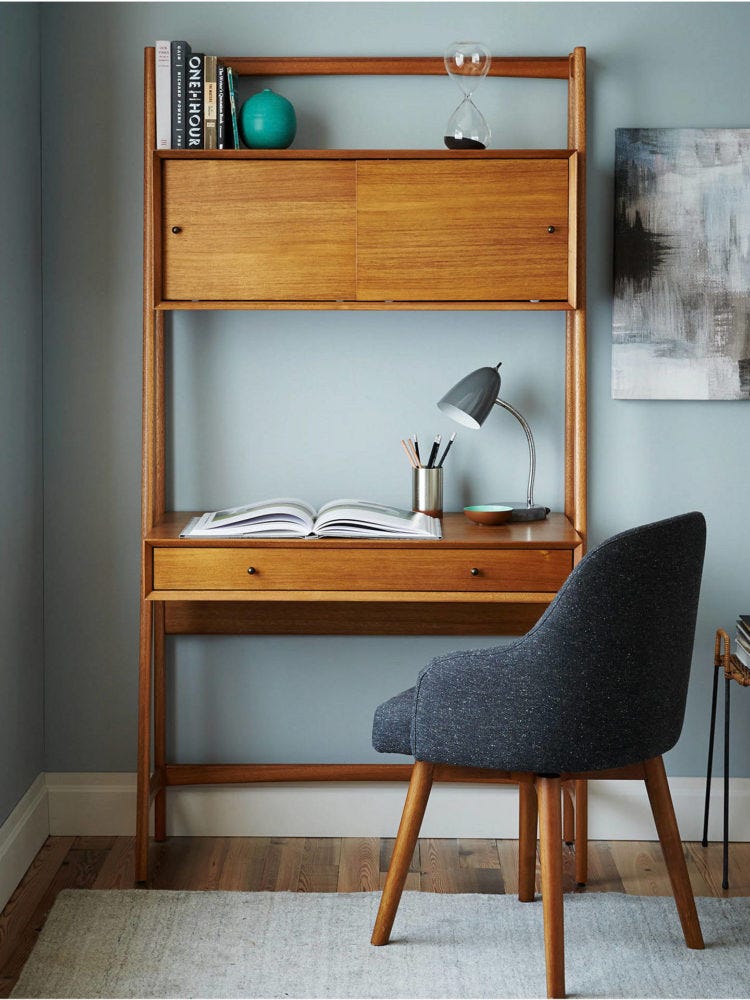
[437,362,548,521]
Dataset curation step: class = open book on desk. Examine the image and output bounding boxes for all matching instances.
[181,498,442,539]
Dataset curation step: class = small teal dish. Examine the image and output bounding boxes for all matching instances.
[239,88,297,149]
[464,504,513,526]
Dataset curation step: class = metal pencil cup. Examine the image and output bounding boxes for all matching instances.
[412,467,443,517]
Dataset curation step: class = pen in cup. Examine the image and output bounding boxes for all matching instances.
[436,432,456,468]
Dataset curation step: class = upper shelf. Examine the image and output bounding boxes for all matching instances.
[216,55,574,80]
[155,149,575,160]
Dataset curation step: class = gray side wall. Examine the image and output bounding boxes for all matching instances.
[0,3,45,824]
[39,2,750,779]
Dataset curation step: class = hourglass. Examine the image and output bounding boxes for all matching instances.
[444,42,492,150]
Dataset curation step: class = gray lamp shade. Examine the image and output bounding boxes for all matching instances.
[437,365,501,429]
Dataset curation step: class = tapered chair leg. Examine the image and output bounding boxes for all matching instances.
[538,775,566,999]
[643,756,704,950]
[371,760,434,946]
[519,779,538,902]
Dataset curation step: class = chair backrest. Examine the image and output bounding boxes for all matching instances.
[517,510,707,771]
[412,512,706,773]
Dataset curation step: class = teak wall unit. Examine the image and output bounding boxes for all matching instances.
[139,49,587,881]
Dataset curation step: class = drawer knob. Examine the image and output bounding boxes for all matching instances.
[171,226,182,234]
[247,566,256,575]
[470,567,480,576]
[547,225,556,233]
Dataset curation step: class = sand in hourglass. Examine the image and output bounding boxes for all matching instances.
[444,136,486,149]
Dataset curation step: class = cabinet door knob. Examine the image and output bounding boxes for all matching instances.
[470,567,480,576]
[547,225,556,233]
[247,567,256,575]
[171,226,182,234]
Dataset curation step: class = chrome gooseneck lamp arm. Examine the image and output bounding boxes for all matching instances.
[494,397,535,510]
[437,361,548,522]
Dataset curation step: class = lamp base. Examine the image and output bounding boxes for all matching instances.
[496,501,550,522]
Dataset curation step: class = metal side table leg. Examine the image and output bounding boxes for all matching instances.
[723,673,731,891]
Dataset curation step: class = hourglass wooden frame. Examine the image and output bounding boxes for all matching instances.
[138,47,587,883]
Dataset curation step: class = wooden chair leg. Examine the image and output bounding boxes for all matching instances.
[371,760,434,946]
[538,775,566,999]
[573,779,588,886]
[643,756,704,950]
[519,779,538,902]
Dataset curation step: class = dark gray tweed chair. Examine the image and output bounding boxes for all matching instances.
[370,512,706,999]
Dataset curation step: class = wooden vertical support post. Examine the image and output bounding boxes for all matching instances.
[153,600,167,841]
[137,47,158,882]
[573,779,588,885]
[136,599,153,883]
[565,46,587,550]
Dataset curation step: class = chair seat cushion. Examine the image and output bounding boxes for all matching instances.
[372,687,416,756]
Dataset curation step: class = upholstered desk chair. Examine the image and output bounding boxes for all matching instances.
[370,512,706,999]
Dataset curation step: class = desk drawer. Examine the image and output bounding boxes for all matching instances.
[152,547,572,593]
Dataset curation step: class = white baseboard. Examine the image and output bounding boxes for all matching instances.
[45,772,750,841]
[0,775,49,912]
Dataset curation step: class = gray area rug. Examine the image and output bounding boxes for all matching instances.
[11,889,750,999]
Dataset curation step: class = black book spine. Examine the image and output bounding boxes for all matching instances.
[186,51,204,149]
[217,63,227,149]
[170,41,190,149]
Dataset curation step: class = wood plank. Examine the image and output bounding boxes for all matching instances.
[216,837,271,891]
[298,838,342,893]
[0,839,105,991]
[158,299,573,311]
[337,838,381,892]
[147,511,581,549]
[92,836,136,889]
[0,837,73,970]
[258,837,306,892]
[220,55,571,80]
[164,599,549,636]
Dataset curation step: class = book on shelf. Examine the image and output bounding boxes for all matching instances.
[204,55,218,149]
[180,498,442,539]
[734,638,750,669]
[155,41,242,150]
[155,40,171,149]
[186,50,204,149]
[170,40,190,148]
[226,66,240,149]
[217,63,227,148]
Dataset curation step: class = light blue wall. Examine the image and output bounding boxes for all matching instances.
[0,3,45,824]
[39,2,750,778]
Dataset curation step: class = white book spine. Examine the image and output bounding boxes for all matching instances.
[155,41,171,149]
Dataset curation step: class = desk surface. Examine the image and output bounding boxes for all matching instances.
[147,511,582,550]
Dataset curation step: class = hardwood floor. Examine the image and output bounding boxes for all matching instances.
[0,836,747,996]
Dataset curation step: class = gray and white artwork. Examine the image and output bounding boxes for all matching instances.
[613,128,750,399]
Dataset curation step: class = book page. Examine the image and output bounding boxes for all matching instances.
[183,498,316,537]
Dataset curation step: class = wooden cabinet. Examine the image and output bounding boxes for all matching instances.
[157,152,575,307]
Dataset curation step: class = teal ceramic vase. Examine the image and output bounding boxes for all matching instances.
[240,89,297,149]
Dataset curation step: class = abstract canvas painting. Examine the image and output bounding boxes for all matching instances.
[613,128,750,399]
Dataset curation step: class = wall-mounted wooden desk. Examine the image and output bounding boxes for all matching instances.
[138,47,587,882]
[136,512,583,878]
